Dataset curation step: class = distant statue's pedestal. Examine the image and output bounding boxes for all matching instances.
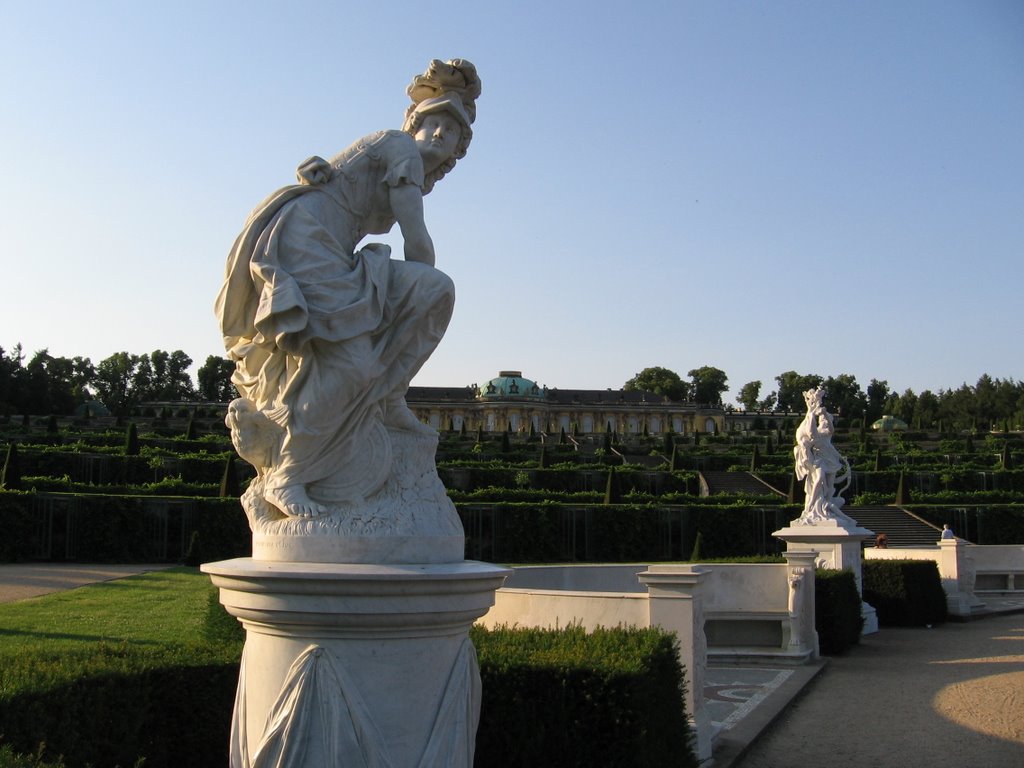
[203,558,508,767]
[774,516,879,635]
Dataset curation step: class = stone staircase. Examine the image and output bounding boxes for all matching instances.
[697,473,950,547]
[843,505,947,547]
[700,471,785,498]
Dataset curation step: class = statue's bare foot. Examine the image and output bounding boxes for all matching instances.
[384,398,436,436]
[265,484,327,518]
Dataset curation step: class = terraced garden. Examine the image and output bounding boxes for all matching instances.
[2,410,1022,564]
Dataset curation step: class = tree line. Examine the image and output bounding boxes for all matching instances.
[0,345,235,418]
[623,365,1024,431]
[3,344,1021,432]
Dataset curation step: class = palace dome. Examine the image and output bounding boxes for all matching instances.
[478,370,545,400]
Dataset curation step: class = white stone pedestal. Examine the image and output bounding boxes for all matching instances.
[774,518,879,635]
[937,538,987,616]
[638,566,712,762]
[202,558,509,768]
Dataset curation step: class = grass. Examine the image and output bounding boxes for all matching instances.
[0,567,219,658]
[0,568,240,768]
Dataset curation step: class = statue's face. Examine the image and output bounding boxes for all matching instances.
[414,112,463,171]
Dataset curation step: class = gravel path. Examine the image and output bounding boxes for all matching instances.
[737,613,1024,767]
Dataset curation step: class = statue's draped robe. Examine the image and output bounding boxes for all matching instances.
[216,130,455,497]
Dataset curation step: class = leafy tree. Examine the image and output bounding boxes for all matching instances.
[820,374,866,422]
[736,380,761,411]
[134,349,196,402]
[758,391,778,411]
[937,384,974,432]
[775,371,823,412]
[891,389,918,425]
[623,366,689,401]
[93,352,143,417]
[23,350,94,415]
[914,390,940,429]
[198,355,238,401]
[865,378,890,423]
[688,366,728,406]
[0,345,27,414]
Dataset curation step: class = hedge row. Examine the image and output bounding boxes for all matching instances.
[863,560,948,627]
[9,449,244,487]
[907,505,1024,545]
[472,624,695,767]
[440,466,699,495]
[459,503,794,563]
[0,492,797,564]
[0,643,240,768]
[1,609,694,768]
[0,493,250,563]
[814,569,864,655]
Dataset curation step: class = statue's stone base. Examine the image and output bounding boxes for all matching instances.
[243,426,465,564]
[202,558,509,767]
[251,532,464,564]
[774,520,879,635]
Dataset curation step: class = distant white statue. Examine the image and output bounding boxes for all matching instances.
[215,60,479,556]
[793,386,852,524]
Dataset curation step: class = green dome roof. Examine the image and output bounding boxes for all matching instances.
[872,415,909,432]
[479,370,545,400]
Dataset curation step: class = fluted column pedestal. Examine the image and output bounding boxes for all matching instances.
[203,558,509,767]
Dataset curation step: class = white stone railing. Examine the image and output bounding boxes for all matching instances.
[862,538,1024,615]
[476,554,818,762]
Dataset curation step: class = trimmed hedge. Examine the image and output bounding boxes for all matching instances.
[863,560,947,626]
[472,624,695,768]
[0,644,239,768]
[815,569,863,655]
[0,492,250,563]
[458,503,792,563]
[1,594,694,768]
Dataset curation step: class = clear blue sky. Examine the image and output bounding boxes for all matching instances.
[2,1,1021,403]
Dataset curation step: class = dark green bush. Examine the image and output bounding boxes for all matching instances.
[863,560,947,626]
[815,569,863,655]
[458,502,791,563]
[472,624,695,768]
[0,745,66,768]
[0,644,239,768]
[2,603,692,768]
[0,493,250,563]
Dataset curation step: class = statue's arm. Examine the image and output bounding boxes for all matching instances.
[389,184,436,266]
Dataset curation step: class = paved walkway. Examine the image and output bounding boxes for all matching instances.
[0,563,170,603]
[713,603,1024,767]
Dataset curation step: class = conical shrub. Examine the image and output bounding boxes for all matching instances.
[1,442,21,491]
[895,471,910,505]
[220,454,240,497]
[125,423,140,456]
[603,467,622,505]
[690,531,704,561]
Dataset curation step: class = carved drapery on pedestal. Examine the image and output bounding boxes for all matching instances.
[204,559,508,768]
[231,639,480,768]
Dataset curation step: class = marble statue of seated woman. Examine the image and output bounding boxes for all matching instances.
[214,60,479,562]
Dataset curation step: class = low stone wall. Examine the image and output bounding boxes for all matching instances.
[862,538,1024,615]
[477,556,819,762]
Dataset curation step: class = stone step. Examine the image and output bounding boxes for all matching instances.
[845,505,947,547]
[700,471,785,497]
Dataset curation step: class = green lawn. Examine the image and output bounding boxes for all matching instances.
[0,568,241,768]
[0,568,220,657]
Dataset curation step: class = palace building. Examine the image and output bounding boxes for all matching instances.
[406,370,728,436]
